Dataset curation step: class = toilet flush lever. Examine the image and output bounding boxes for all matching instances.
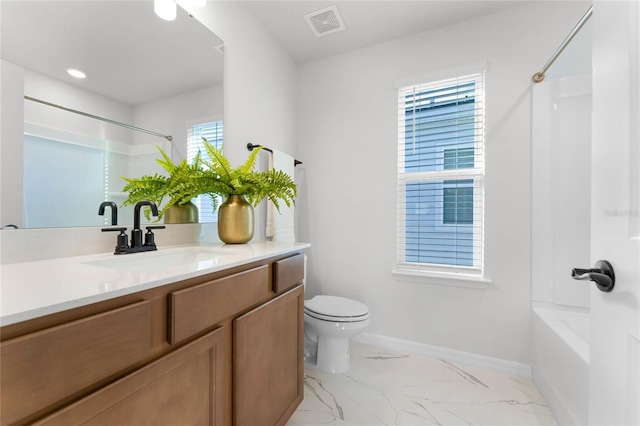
[571,260,615,292]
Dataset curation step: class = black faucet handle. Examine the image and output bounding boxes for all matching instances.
[101,227,127,233]
[102,227,129,254]
[144,225,165,247]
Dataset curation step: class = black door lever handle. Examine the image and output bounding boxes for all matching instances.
[571,260,615,292]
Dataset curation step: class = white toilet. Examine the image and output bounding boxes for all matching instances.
[303,295,370,374]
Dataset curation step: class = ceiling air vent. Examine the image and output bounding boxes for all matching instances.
[304,5,345,38]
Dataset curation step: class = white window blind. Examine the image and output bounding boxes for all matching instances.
[397,72,485,275]
[187,120,223,223]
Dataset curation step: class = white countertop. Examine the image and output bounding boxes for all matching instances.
[0,241,310,327]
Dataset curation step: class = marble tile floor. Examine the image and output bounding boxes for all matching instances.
[287,341,557,426]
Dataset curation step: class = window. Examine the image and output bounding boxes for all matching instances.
[187,120,223,222]
[396,73,485,275]
[443,179,474,225]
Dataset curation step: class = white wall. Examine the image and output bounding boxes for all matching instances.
[297,1,589,364]
[186,1,299,239]
[0,60,25,227]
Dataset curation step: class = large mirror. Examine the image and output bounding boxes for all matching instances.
[0,1,223,228]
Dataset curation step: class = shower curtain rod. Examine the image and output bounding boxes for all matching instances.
[532,5,593,83]
[24,96,173,141]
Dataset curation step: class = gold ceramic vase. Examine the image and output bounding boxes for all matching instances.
[164,200,199,224]
[218,195,254,244]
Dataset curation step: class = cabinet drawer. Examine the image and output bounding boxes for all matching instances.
[169,265,270,344]
[274,254,305,293]
[0,301,150,425]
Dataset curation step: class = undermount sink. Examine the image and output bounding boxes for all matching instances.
[83,246,245,271]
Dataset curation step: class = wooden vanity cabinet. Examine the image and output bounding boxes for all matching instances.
[0,252,305,426]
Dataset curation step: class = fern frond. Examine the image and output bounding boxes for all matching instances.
[262,169,297,211]
[202,139,233,180]
[239,146,262,176]
[155,146,176,174]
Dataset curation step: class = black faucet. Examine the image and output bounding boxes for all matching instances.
[101,200,165,255]
[98,201,118,226]
[132,201,159,248]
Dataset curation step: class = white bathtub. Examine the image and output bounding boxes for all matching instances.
[532,305,590,425]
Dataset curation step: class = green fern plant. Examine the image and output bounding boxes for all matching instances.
[201,140,297,212]
[122,139,296,220]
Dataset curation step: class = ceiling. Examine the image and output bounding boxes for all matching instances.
[241,1,532,64]
[1,1,531,105]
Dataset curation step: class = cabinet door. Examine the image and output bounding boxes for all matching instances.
[233,285,304,426]
[36,327,227,426]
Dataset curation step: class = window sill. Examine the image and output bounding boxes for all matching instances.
[391,268,492,289]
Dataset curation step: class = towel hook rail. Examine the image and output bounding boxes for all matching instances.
[247,143,302,166]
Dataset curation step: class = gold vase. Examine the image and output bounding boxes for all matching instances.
[164,201,199,224]
[218,195,254,244]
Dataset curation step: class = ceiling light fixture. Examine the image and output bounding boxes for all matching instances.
[154,0,177,21]
[67,68,86,79]
[154,0,206,21]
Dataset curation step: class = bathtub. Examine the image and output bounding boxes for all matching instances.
[532,304,590,425]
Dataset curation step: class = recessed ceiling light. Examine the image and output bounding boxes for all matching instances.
[67,69,87,79]
[155,0,177,21]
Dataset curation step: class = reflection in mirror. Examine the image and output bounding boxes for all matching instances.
[0,1,223,229]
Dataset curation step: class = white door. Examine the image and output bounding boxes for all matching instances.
[589,1,640,425]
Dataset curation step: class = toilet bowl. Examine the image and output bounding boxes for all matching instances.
[303,295,370,374]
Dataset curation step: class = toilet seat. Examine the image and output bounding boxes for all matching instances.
[304,295,370,322]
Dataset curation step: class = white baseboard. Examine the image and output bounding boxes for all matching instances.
[352,332,532,379]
